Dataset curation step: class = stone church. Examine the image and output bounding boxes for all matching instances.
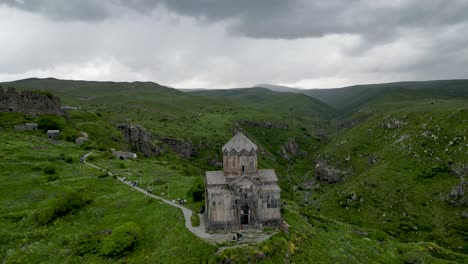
[205,132,281,231]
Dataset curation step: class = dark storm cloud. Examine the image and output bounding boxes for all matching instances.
[0,0,110,21]
[2,0,468,40]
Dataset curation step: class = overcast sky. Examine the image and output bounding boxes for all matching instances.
[1,0,467,89]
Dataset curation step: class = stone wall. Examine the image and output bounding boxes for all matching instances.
[223,151,258,176]
[0,87,65,116]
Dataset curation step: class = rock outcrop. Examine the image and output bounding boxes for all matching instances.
[281,139,299,161]
[338,114,371,130]
[0,87,65,116]
[237,120,289,130]
[315,160,348,183]
[448,181,467,206]
[116,123,159,157]
[161,137,197,158]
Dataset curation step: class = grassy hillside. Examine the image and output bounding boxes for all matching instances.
[302,79,468,112]
[1,122,466,263]
[1,78,467,262]
[304,92,468,253]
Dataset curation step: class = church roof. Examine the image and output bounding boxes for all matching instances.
[206,171,227,185]
[222,132,258,153]
[257,169,278,183]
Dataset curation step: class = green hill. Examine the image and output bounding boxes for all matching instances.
[1,77,467,262]
[302,79,468,112]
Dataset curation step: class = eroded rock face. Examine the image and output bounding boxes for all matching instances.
[237,120,289,130]
[448,181,467,206]
[281,139,299,161]
[161,137,197,158]
[116,123,155,157]
[315,160,347,183]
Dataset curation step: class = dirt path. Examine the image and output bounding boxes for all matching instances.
[82,151,276,246]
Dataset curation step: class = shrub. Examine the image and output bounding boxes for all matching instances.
[37,115,66,132]
[32,90,54,99]
[401,251,424,264]
[191,213,200,227]
[65,156,73,163]
[72,233,100,256]
[43,166,56,175]
[33,191,92,225]
[46,175,60,182]
[100,222,141,257]
[188,177,205,202]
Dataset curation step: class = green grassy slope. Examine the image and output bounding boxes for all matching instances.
[1,126,466,263]
[1,78,468,262]
[302,79,468,111]
[305,91,468,253]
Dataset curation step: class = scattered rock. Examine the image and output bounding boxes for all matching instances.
[237,120,289,130]
[368,154,379,166]
[382,118,406,129]
[353,228,369,237]
[75,131,88,146]
[314,160,348,183]
[448,181,467,206]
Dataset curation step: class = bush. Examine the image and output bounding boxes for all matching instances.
[188,177,205,202]
[37,115,66,132]
[33,191,92,225]
[100,222,141,257]
[32,90,54,99]
[43,166,56,175]
[191,213,200,227]
[46,175,60,182]
[72,233,100,256]
[401,251,424,264]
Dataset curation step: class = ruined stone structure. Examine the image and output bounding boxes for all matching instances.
[111,149,137,160]
[0,87,65,116]
[14,123,38,131]
[205,132,281,231]
[47,130,60,140]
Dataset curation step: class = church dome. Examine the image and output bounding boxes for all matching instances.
[222,132,258,153]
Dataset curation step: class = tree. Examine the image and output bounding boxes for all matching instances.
[188,177,205,201]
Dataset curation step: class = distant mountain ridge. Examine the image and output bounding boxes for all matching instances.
[256,80,468,111]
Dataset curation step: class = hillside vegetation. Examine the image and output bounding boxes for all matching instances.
[0,78,467,263]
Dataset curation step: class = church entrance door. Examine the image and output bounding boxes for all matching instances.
[241,204,249,225]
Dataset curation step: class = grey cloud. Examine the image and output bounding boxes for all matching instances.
[3,0,468,41]
[0,0,110,21]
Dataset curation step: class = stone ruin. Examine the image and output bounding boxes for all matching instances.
[14,123,38,131]
[0,86,65,116]
[111,149,137,160]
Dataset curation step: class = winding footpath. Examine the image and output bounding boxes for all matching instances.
[82,151,275,245]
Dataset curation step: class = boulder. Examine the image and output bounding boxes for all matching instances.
[315,160,347,183]
[448,181,467,206]
[116,123,155,157]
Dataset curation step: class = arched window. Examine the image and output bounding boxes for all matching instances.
[242,165,245,172]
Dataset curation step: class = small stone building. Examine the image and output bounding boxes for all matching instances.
[110,149,137,160]
[205,132,281,231]
[47,130,60,140]
[14,123,38,131]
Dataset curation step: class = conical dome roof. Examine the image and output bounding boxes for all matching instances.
[222,132,258,153]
